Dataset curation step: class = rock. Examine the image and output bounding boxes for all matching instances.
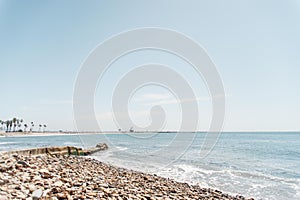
[23,189,30,195]
[0,180,6,186]
[96,143,108,150]
[42,189,51,197]
[39,169,50,174]
[0,167,6,173]
[28,183,36,192]
[0,153,250,200]
[98,183,109,188]
[54,180,63,187]
[0,193,7,200]
[32,189,43,200]
[57,193,67,199]
[16,191,27,199]
[17,160,30,167]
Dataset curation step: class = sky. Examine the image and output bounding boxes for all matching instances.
[0,0,300,131]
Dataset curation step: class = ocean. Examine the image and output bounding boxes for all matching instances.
[0,132,299,200]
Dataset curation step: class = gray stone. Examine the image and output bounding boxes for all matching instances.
[32,189,43,200]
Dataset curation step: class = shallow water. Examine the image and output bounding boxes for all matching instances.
[1,132,299,200]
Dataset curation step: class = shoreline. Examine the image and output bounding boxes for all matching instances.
[0,153,254,200]
[0,131,194,138]
[0,131,126,137]
[1,130,299,138]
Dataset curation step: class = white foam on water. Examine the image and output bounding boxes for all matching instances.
[115,146,128,151]
[63,142,81,146]
[292,179,300,199]
[151,163,299,200]
[81,148,300,200]
[0,142,19,145]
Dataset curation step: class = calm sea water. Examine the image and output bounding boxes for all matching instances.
[0,132,299,200]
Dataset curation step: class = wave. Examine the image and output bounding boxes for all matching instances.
[63,142,81,146]
[149,163,299,200]
[115,146,129,151]
[0,142,19,145]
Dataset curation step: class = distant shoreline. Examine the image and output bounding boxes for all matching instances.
[0,130,299,137]
[0,131,123,137]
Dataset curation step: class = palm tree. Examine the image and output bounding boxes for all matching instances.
[38,124,42,132]
[8,120,13,132]
[12,118,17,132]
[24,124,28,132]
[43,124,47,132]
[5,120,9,132]
[19,119,23,131]
[0,120,5,131]
[30,122,34,132]
[16,119,19,131]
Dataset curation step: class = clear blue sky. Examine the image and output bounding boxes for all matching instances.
[1,0,299,131]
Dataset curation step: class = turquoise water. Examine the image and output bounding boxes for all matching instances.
[0,132,299,200]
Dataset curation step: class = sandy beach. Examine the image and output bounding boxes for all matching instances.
[0,153,254,200]
[0,131,123,137]
[0,132,73,137]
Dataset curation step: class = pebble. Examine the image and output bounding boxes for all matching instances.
[0,154,254,200]
[32,189,43,200]
[53,180,63,187]
[17,160,30,167]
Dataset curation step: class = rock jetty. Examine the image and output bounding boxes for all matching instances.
[2,143,108,157]
[0,153,254,200]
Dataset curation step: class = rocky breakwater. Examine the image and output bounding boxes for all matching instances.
[0,153,254,200]
[2,143,108,157]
